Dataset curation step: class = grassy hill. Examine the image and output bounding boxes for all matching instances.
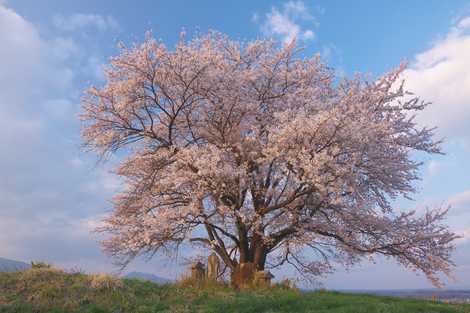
[1,267,469,313]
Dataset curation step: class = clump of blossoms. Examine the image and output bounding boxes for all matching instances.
[81,31,458,287]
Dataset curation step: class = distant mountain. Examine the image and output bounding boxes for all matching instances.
[124,271,172,284]
[343,289,470,303]
[0,257,30,272]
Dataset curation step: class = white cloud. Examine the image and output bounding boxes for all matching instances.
[50,37,79,61]
[0,209,107,263]
[43,98,74,118]
[0,5,43,89]
[426,160,442,176]
[455,228,470,245]
[447,190,470,215]
[283,1,311,18]
[257,1,317,44]
[303,29,314,40]
[53,13,119,32]
[0,5,68,147]
[457,16,470,29]
[402,15,470,144]
[83,56,106,82]
[69,157,85,168]
[0,4,122,272]
[80,168,123,194]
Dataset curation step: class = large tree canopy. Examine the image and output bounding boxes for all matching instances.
[81,32,457,286]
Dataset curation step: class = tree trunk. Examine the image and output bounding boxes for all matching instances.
[231,244,268,287]
[253,245,267,270]
[236,219,249,263]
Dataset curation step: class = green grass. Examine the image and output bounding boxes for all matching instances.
[1,267,469,313]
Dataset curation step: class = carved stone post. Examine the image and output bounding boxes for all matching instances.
[207,253,220,281]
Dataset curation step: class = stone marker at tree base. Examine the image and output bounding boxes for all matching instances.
[190,262,205,282]
[253,270,274,287]
[207,253,220,281]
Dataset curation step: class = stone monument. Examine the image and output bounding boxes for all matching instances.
[190,261,205,282]
[207,253,220,281]
[253,270,274,287]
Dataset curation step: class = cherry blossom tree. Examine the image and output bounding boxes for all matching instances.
[81,32,458,286]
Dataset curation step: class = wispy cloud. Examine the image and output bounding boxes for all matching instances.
[426,160,443,176]
[457,16,470,29]
[447,189,470,216]
[255,1,318,44]
[53,13,119,32]
[455,228,470,245]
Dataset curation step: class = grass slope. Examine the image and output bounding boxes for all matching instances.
[1,267,469,313]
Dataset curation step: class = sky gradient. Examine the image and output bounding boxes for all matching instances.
[2,0,470,289]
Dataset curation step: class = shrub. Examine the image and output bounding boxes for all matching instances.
[88,274,124,292]
[19,266,64,285]
[31,261,52,269]
[275,278,297,290]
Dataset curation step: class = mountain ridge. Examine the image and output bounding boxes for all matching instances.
[123,271,172,284]
[0,257,31,272]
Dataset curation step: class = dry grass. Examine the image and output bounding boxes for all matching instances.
[89,273,124,291]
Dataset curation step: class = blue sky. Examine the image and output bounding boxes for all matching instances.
[2,0,470,289]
